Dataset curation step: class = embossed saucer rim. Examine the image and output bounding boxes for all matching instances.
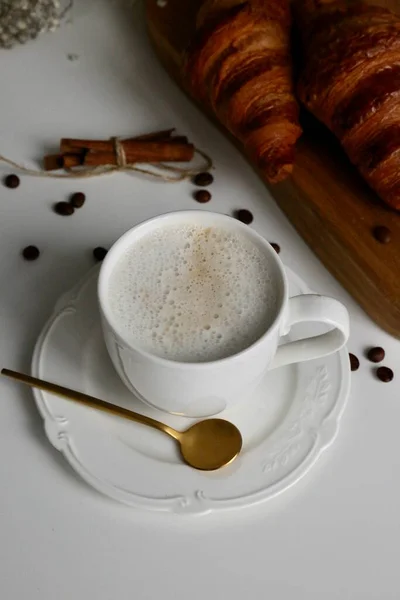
[31,266,350,515]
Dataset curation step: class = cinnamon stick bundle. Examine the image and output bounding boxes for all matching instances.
[60,136,189,154]
[43,129,195,172]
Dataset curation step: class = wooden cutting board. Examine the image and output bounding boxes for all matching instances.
[145,0,400,338]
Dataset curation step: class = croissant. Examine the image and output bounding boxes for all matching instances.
[295,0,400,210]
[183,0,302,184]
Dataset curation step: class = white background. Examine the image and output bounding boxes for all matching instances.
[0,1,399,598]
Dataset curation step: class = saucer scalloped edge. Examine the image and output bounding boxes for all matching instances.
[31,266,350,515]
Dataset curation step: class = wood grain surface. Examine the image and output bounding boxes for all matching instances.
[145,0,400,338]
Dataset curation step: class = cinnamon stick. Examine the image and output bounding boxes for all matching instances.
[43,154,66,171]
[134,128,175,141]
[60,134,188,154]
[45,142,194,171]
[44,151,86,171]
[83,142,194,165]
[60,129,175,154]
[63,153,85,169]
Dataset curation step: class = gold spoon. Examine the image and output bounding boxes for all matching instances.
[2,368,242,471]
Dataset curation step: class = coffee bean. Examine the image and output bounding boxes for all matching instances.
[367,346,385,363]
[373,225,391,244]
[70,192,86,208]
[270,242,280,254]
[22,245,40,261]
[194,189,212,203]
[235,209,254,225]
[93,247,108,262]
[4,174,20,189]
[55,201,74,216]
[376,366,394,382]
[193,172,214,187]
[349,353,360,371]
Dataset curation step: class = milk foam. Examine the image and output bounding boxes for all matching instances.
[108,223,278,362]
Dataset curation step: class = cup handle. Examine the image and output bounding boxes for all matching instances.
[270,295,349,370]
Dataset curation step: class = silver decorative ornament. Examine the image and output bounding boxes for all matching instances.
[0,0,73,49]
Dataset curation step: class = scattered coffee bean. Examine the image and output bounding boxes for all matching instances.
[373,225,391,244]
[270,242,281,254]
[235,209,254,225]
[22,245,40,261]
[367,346,385,363]
[194,189,212,203]
[193,172,214,187]
[349,353,360,371]
[54,201,74,216]
[376,366,394,383]
[70,192,86,208]
[93,247,108,262]
[4,174,20,189]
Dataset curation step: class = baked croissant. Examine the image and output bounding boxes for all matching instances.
[295,0,400,210]
[184,0,302,183]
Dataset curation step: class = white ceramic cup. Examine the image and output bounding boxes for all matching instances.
[98,211,349,417]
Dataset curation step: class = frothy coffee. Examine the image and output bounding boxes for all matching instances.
[108,223,278,362]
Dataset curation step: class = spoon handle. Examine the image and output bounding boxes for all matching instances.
[1,369,181,441]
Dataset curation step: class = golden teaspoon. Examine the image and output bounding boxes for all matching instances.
[2,368,242,471]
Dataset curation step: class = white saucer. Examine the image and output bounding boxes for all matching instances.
[32,266,350,515]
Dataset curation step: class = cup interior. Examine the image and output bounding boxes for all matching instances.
[98,210,287,366]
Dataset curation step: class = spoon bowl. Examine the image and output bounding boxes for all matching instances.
[179,419,242,471]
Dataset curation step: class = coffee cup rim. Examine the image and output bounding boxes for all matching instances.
[98,210,288,369]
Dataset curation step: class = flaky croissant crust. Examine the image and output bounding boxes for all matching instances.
[184,0,302,184]
[296,0,400,210]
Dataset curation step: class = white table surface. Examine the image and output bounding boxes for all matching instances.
[0,2,399,598]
